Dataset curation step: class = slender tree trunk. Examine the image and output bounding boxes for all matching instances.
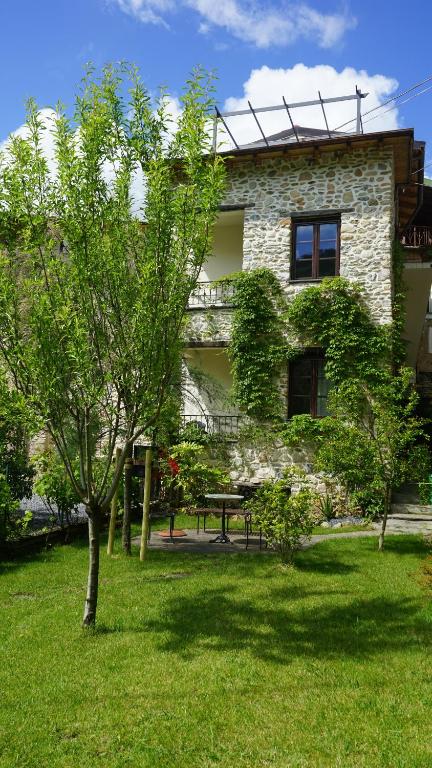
[82,511,101,627]
[378,485,392,552]
[122,446,133,555]
[107,447,122,556]
[140,447,153,562]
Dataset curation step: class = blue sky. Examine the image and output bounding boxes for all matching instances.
[1,0,431,170]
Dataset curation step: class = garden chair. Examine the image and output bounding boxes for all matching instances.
[193,506,221,534]
[148,500,176,540]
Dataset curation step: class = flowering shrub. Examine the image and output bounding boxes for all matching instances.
[161,442,229,510]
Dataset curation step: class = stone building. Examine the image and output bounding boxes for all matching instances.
[182,124,432,483]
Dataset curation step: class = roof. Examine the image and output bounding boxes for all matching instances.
[239,125,349,150]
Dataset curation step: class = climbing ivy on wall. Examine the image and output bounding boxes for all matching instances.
[285,276,392,387]
[228,268,291,420]
[226,262,429,544]
[391,240,407,370]
[228,256,413,423]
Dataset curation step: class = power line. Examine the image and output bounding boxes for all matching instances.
[361,84,432,128]
[411,160,432,177]
[333,73,432,132]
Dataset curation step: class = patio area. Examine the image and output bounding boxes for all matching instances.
[132,526,266,554]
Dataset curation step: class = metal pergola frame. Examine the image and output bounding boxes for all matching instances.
[211,87,368,152]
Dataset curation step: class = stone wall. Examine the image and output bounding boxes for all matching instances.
[185,308,233,345]
[185,145,395,344]
[227,145,395,323]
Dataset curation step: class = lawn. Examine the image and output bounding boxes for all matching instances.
[1,533,432,767]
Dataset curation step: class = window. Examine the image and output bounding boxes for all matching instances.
[288,354,330,418]
[292,220,340,280]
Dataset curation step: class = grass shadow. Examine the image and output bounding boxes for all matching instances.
[144,584,432,664]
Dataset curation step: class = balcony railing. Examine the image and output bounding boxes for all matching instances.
[400,226,432,249]
[188,280,235,308]
[181,413,242,435]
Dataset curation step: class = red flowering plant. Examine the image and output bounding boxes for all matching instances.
[160,441,229,511]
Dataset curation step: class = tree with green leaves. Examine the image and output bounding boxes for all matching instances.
[0,65,226,625]
[282,278,430,550]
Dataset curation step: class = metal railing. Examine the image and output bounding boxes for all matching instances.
[188,280,235,308]
[400,226,432,249]
[180,413,243,435]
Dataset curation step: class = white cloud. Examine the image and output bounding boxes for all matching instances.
[0,108,58,175]
[221,64,399,147]
[112,0,356,48]
[115,0,174,26]
[0,98,185,216]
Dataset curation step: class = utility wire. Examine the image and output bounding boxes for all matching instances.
[333,73,432,132]
[411,160,432,177]
[360,84,432,128]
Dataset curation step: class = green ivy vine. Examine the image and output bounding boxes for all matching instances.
[228,268,291,420]
[227,250,408,421]
[285,276,392,387]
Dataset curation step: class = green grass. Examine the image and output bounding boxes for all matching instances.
[1,534,432,767]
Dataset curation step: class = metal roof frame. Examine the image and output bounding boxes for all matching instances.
[212,88,368,152]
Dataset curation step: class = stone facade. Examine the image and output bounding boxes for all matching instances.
[184,144,397,481]
[185,145,395,344]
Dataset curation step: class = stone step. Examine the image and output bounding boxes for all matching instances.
[386,520,432,533]
[389,515,432,523]
[390,504,432,520]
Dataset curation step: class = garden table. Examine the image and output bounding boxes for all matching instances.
[204,493,244,544]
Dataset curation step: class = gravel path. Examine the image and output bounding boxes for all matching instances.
[19,494,87,530]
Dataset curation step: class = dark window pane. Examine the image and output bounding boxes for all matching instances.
[316,359,330,415]
[289,356,331,418]
[290,396,311,416]
[316,396,329,417]
[290,358,312,416]
[319,223,337,241]
[294,259,313,278]
[296,241,313,259]
[319,246,336,260]
[319,258,336,277]
[291,358,312,389]
[296,224,313,243]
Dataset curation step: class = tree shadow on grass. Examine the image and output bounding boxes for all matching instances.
[295,553,357,575]
[143,582,432,664]
[382,535,431,557]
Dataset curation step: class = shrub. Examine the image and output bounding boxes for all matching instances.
[161,441,229,510]
[33,449,81,528]
[0,473,32,541]
[245,475,318,564]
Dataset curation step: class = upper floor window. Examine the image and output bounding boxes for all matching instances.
[292,219,340,280]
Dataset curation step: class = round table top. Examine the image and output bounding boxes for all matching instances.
[205,493,244,501]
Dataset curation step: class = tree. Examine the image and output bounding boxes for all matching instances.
[282,279,430,551]
[0,65,226,625]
